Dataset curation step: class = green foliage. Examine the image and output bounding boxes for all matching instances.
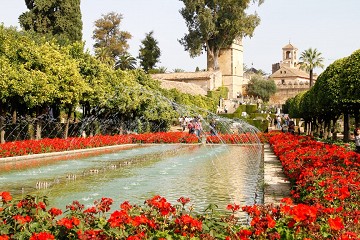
[340,49,360,109]
[247,76,277,102]
[234,105,247,114]
[0,25,224,139]
[207,86,229,101]
[246,105,258,114]
[138,31,161,72]
[299,48,324,87]
[115,53,137,70]
[179,0,263,70]
[19,0,82,43]
[286,48,360,134]
[93,12,132,64]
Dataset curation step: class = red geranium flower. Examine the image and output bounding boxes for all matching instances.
[0,192,12,203]
[0,235,9,240]
[29,232,55,240]
[48,207,63,217]
[328,217,344,231]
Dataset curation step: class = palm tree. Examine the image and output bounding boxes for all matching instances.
[115,53,137,70]
[299,48,324,87]
[95,47,114,66]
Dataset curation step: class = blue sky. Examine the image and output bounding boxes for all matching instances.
[1,0,359,74]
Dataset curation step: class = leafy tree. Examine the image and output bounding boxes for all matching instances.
[339,49,360,140]
[19,0,82,43]
[246,76,276,102]
[179,0,263,70]
[94,47,115,67]
[138,31,161,72]
[93,12,131,64]
[173,68,185,72]
[299,48,324,87]
[313,58,344,139]
[115,53,137,70]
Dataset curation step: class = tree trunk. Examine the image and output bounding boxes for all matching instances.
[64,107,73,139]
[207,46,220,71]
[36,121,42,140]
[309,69,314,87]
[317,119,323,138]
[354,108,360,128]
[331,118,338,140]
[35,107,42,140]
[324,119,331,139]
[343,112,350,142]
[12,109,16,124]
[0,103,5,144]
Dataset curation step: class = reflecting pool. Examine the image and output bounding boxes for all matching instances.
[0,144,263,214]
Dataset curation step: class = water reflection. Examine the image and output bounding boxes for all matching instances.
[0,144,263,216]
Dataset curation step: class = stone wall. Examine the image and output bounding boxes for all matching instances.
[269,84,310,105]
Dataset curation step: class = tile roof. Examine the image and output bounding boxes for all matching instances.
[282,43,297,50]
[270,65,309,79]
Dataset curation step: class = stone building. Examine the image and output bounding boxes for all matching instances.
[151,39,245,99]
[269,43,316,105]
[151,71,222,96]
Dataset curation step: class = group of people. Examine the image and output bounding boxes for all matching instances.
[179,116,218,138]
[273,114,295,134]
[179,116,203,137]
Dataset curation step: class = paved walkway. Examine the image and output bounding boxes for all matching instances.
[263,143,291,204]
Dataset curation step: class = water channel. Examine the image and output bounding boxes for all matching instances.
[0,143,263,215]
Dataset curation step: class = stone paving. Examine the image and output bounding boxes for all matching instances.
[263,143,291,204]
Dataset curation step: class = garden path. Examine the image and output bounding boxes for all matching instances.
[263,143,291,204]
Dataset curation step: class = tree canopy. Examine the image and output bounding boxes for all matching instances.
[0,25,218,142]
[19,0,82,43]
[286,49,360,140]
[247,75,276,102]
[179,0,263,70]
[138,31,161,72]
[92,12,132,66]
[299,48,324,87]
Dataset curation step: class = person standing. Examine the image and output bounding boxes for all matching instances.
[354,128,360,153]
[181,116,187,131]
[210,119,217,136]
[188,120,195,134]
[276,115,282,129]
[194,119,202,138]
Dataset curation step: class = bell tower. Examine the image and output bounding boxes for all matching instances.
[282,42,298,68]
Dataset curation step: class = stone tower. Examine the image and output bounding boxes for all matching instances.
[281,43,298,68]
[207,38,244,99]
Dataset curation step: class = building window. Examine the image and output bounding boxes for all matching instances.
[280,71,282,74]
[281,79,285,84]
[284,71,286,74]
[286,51,292,59]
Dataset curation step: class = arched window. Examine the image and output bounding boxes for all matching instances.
[286,51,292,59]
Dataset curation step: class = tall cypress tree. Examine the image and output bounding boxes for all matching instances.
[138,31,161,72]
[19,0,83,43]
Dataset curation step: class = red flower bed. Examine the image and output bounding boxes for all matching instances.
[1,132,360,239]
[259,132,360,239]
[0,132,260,158]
